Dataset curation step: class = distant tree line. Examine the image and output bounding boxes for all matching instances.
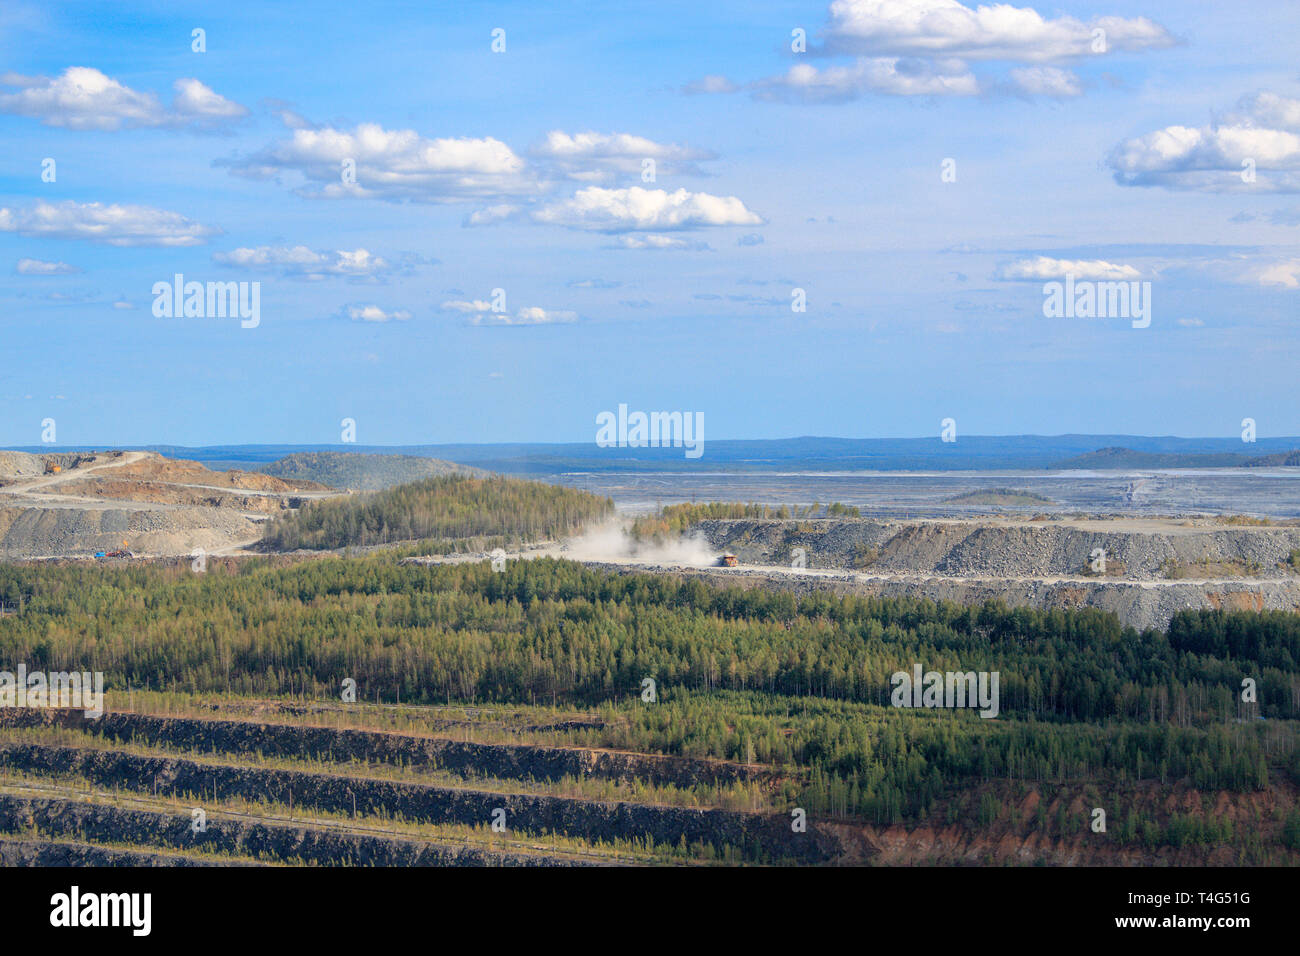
[631,500,860,540]
[1,556,1295,731]
[258,475,613,551]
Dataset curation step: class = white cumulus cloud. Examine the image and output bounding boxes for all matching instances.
[1109,92,1300,192]
[683,75,739,95]
[822,0,1175,62]
[473,306,578,326]
[0,67,246,130]
[1008,66,1081,97]
[440,299,577,325]
[608,235,710,250]
[994,256,1141,280]
[530,186,761,232]
[15,257,80,275]
[342,304,412,322]
[441,300,497,314]
[1257,259,1300,289]
[225,121,536,202]
[756,57,978,100]
[213,245,394,280]
[170,77,249,124]
[0,200,219,246]
[463,204,523,226]
[722,1,1172,103]
[1227,92,1300,131]
[531,131,716,181]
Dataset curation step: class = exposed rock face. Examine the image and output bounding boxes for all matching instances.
[589,561,1300,632]
[0,709,777,791]
[600,517,1300,630]
[0,504,258,559]
[0,796,584,867]
[0,835,231,867]
[845,576,1299,633]
[0,453,46,485]
[694,518,1300,580]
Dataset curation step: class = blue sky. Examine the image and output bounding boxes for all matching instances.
[1,0,1298,447]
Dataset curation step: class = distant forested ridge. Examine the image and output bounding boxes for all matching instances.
[1248,450,1300,467]
[258,451,482,490]
[258,475,613,551]
[1052,446,1300,469]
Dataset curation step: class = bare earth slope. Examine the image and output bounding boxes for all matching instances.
[0,450,340,559]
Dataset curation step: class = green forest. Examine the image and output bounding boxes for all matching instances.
[0,554,1295,840]
[631,500,861,540]
[257,474,613,551]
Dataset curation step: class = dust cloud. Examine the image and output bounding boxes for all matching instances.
[561,519,717,567]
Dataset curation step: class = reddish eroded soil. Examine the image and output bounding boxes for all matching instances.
[826,779,1300,865]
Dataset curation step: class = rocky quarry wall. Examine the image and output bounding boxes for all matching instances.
[641,519,1300,630]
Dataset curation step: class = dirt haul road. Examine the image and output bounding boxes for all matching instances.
[0,450,150,503]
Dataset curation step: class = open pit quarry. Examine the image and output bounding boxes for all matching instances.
[5,449,1300,631]
[404,514,1300,632]
[673,517,1300,630]
[0,450,337,559]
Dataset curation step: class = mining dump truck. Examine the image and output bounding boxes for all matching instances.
[717,553,738,567]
